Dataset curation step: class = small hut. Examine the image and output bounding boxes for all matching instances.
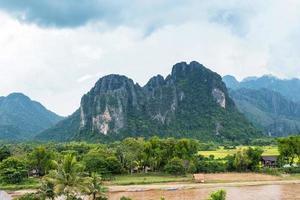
[193,174,205,183]
[261,155,278,167]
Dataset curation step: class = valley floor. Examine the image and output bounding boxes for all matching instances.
[5,173,300,199]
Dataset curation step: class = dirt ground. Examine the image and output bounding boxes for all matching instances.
[202,173,281,183]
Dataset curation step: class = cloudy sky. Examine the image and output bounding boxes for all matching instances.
[0,0,300,116]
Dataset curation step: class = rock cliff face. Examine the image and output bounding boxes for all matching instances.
[38,61,259,142]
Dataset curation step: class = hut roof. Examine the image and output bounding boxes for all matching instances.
[193,174,205,182]
[261,155,278,162]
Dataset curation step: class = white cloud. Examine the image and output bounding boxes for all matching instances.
[0,1,300,115]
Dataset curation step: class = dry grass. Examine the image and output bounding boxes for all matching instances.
[203,173,281,183]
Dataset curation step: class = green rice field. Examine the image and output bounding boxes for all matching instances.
[199,146,279,159]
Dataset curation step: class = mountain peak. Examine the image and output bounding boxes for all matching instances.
[6,92,30,100]
[171,61,207,80]
[0,93,63,140]
[93,74,136,93]
[223,75,239,89]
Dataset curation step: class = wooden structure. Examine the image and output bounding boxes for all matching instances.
[193,173,205,183]
[261,155,278,167]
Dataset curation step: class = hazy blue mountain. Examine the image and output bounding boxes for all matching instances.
[0,93,63,140]
[223,75,300,102]
[37,61,260,142]
[222,75,240,90]
[230,88,300,137]
[223,74,300,136]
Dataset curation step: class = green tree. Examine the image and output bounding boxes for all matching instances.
[278,137,299,165]
[246,147,263,171]
[47,154,85,199]
[38,179,56,200]
[106,156,122,174]
[84,173,107,200]
[28,146,54,176]
[0,145,11,162]
[83,152,108,175]
[227,147,263,172]
[0,157,28,184]
[164,157,185,175]
[118,138,145,173]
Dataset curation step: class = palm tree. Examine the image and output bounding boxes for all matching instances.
[48,154,85,199]
[38,179,56,200]
[84,172,107,200]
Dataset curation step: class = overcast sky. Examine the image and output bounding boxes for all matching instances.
[0,0,300,116]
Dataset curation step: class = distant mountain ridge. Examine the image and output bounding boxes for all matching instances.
[37,61,260,142]
[223,75,300,102]
[223,75,300,136]
[0,93,63,140]
[230,88,300,137]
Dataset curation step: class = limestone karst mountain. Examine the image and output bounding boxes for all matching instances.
[37,61,259,142]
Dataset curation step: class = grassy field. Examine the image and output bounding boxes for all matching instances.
[0,177,41,191]
[199,146,279,159]
[108,173,193,185]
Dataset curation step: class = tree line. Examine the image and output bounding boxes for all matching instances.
[1,136,299,199]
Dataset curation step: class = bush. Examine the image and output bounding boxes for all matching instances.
[283,167,300,174]
[0,145,11,162]
[106,156,122,174]
[120,197,132,200]
[196,160,227,173]
[0,157,28,184]
[164,157,185,175]
[18,193,42,200]
[206,189,226,200]
[259,167,281,176]
[96,197,108,200]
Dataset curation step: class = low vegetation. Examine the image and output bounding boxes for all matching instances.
[206,189,226,200]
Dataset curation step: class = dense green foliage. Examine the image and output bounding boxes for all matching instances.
[0,156,28,184]
[164,157,186,175]
[0,137,270,190]
[0,145,11,161]
[227,147,263,172]
[278,136,300,165]
[0,136,299,199]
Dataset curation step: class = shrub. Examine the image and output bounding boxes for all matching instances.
[259,167,281,176]
[196,160,227,173]
[283,167,300,174]
[96,197,108,200]
[18,193,42,200]
[106,156,122,174]
[120,197,132,200]
[206,189,226,200]
[0,157,28,184]
[164,157,185,175]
